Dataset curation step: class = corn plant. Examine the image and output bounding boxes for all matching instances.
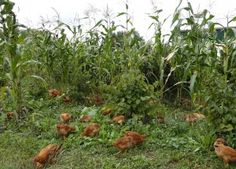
[204,21,236,136]
[0,0,42,119]
[166,2,216,105]
[148,9,174,99]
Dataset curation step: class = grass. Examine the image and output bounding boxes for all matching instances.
[0,100,234,169]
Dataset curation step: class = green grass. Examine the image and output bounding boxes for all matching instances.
[0,101,234,169]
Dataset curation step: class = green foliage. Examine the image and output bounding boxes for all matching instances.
[105,69,156,119]
[167,4,217,103]
[0,0,23,115]
[205,73,236,137]
[0,0,43,119]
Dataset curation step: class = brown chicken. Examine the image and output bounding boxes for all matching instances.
[112,115,125,124]
[6,112,14,120]
[60,113,72,123]
[113,136,134,152]
[33,144,62,169]
[113,131,145,152]
[81,123,100,137]
[48,89,60,97]
[56,124,76,139]
[124,131,145,145]
[215,138,226,145]
[214,138,236,164]
[102,108,112,115]
[79,115,92,123]
[185,112,205,123]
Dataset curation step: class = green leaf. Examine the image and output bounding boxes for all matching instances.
[187,2,194,14]
[5,72,12,81]
[189,71,197,94]
[91,19,104,30]
[27,75,47,87]
[165,49,177,62]
[17,60,41,68]
[135,99,140,105]
[229,16,236,24]
[172,11,180,26]
[220,124,233,132]
[149,15,159,22]
[117,12,127,17]
[125,3,128,10]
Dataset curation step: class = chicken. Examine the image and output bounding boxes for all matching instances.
[113,136,134,152]
[215,138,226,145]
[112,115,125,124]
[60,113,72,123]
[48,89,60,97]
[6,112,14,120]
[214,138,236,164]
[102,108,112,115]
[124,131,145,145]
[113,131,145,152]
[185,112,205,123]
[81,123,100,137]
[56,124,76,139]
[79,115,92,123]
[33,144,62,169]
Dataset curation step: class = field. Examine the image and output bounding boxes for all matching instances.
[0,100,227,169]
[1,0,236,168]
